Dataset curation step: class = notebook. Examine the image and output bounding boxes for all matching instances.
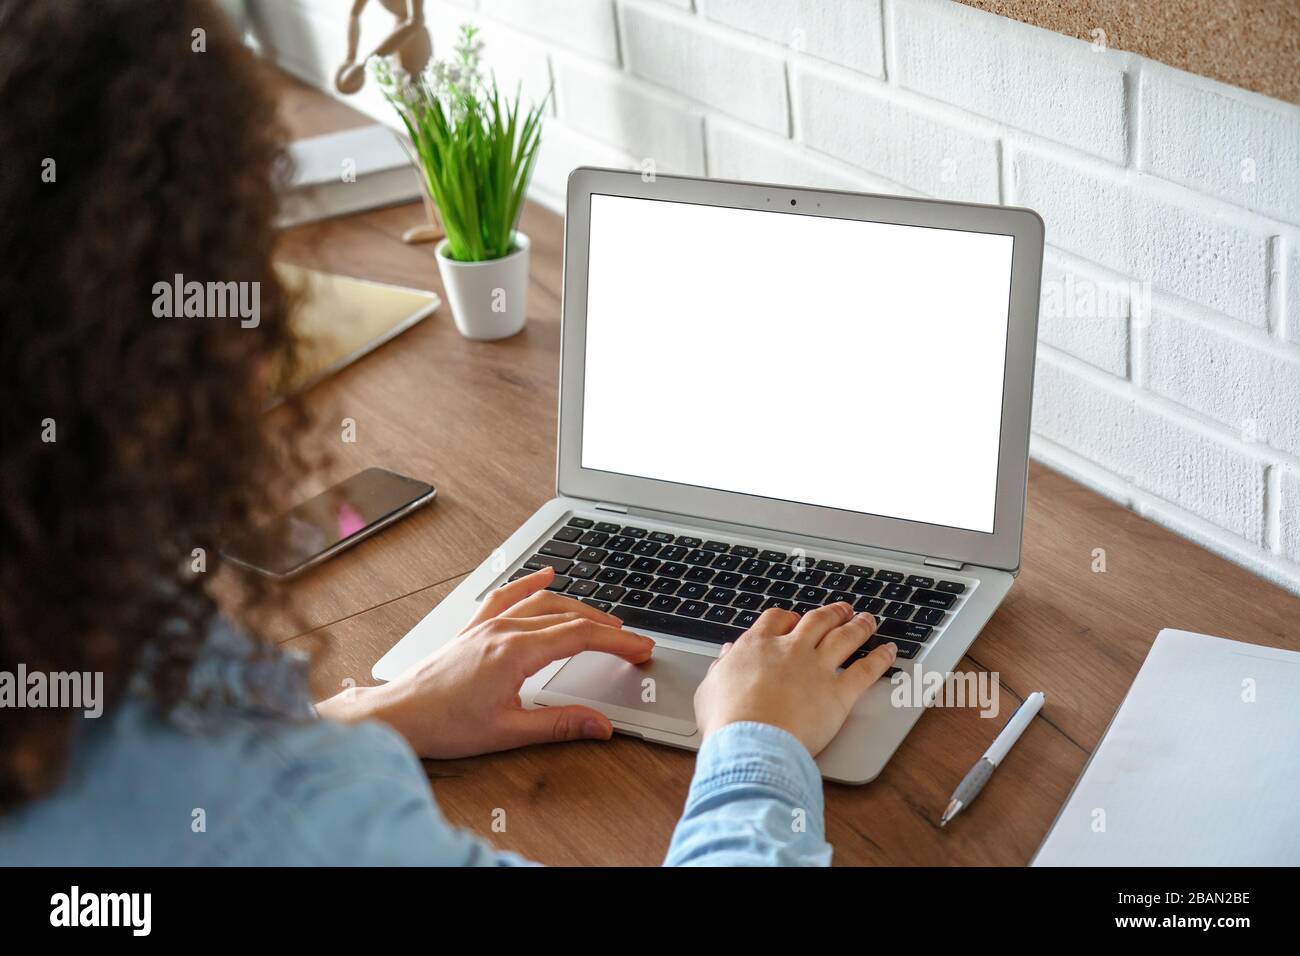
[277,125,422,227]
[269,263,440,403]
[1033,629,1300,866]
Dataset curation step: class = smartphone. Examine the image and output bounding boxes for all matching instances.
[223,467,436,579]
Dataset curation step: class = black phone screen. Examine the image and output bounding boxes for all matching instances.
[225,467,434,577]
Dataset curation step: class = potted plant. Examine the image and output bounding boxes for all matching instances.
[375,27,546,340]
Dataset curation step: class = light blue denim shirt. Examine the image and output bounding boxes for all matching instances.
[0,621,830,866]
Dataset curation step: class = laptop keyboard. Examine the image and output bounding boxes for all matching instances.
[502,516,971,668]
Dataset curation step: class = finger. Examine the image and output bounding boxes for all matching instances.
[791,601,854,645]
[517,618,655,673]
[841,642,898,697]
[708,641,733,672]
[499,704,613,747]
[492,611,598,632]
[468,567,554,627]
[818,612,878,664]
[510,589,624,628]
[746,607,800,636]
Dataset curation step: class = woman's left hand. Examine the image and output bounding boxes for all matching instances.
[318,567,654,758]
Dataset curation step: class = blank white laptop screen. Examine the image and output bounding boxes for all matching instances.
[580,194,1015,534]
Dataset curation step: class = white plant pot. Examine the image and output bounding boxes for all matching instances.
[435,233,530,341]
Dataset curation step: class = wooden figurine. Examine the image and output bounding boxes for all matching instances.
[335,0,442,244]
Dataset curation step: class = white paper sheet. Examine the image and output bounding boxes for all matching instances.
[1033,629,1300,866]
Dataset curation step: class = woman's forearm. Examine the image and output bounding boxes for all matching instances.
[665,721,832,866]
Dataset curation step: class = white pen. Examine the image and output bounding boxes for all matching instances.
[940,690,1045,828]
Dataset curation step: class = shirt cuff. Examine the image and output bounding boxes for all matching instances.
[687,721,824,823]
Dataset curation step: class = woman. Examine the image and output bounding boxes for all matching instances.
[0,0,896,865]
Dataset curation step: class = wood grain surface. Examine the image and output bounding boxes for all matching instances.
[258,72,1300,865]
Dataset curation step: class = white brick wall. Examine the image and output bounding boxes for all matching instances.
[1140,65,1300,223]
[1143,309,1300,459]
[1284,469,1300,564]
[794,63,1000,202]
[705,115,918,194]
[1037,250,1130,379]
[1286,238,1300,345]
[251,0,1300,595]
[553,56,706,175]
[620,2,791,134]
[700,0,885,77]
[891,0,1128,163]
[1010,144,1275,327]
[479,0,619,62]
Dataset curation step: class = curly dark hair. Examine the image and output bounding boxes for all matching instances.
[0,0,301,810]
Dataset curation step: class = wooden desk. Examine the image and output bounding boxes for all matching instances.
[264,74,1300,866]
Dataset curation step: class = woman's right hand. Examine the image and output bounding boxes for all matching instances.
[693,603,898,756]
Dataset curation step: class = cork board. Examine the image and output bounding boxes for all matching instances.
[957,0,1300,104]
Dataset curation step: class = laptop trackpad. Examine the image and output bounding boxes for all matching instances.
[533,646,709,738]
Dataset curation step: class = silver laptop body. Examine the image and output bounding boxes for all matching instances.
[375,168,1044,784]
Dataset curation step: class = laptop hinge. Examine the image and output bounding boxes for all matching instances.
[923,556,965,571]
[593,501,629,515]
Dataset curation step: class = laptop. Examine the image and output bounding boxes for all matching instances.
[374,168,1044,784]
